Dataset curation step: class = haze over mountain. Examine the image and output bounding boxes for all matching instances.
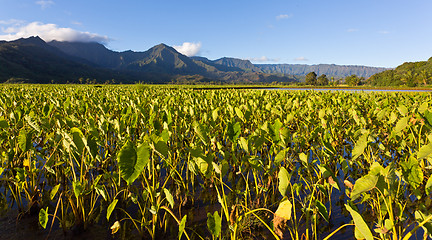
[256,64,389,78]
[0,36,391,84]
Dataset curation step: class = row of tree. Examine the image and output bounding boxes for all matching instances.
[305,72,364,86]
[305,72,329,86]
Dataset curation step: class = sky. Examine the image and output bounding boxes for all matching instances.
[0,0,431,68]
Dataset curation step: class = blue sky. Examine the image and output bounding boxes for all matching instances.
[0,0,431,68]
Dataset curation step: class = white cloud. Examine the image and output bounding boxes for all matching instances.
[173,42,201,56]
[276,14,293,20]
[248,56,280,63]
[379,30,390,34]
[0,21,109,43]
[71,21,82,26]
[0,19,25,26]
[36,0,54,9]
[294,57,308,61]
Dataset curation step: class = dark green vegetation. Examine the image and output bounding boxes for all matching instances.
[369,57,432,87]
[0,37,297,84]
[0,37,390,84]
[0,37,127,84]
[0,85,432,240]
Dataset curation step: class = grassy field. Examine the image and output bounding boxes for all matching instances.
[0,84,431,239]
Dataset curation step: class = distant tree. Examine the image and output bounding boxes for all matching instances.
[420,70,430,85]
[317,74,329,86]
[403,70,417,87]
[345,74,361,86]
[305,72,317,85]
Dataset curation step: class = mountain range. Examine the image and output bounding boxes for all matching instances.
[0,36,389,84]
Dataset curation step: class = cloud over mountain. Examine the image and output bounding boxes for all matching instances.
[173,42,201,56]
[0,21,109,43]
[294,57,308,61]
[249,56,280,63]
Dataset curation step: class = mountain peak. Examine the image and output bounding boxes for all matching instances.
[13,36,46,46]
[149,43,180,54]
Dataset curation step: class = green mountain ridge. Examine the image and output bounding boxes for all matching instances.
[1,36,421,85]
[48,40,298,83]
[369,57,432,86]
[0,36,129,83]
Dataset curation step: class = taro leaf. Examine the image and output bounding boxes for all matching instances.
[415,211,432,236]
[252,136,265,150]
[417,143,432,160]
[401,157,423,189]
[394,117,409,134]
[107,199,118,221]
[137,142,150,169]
[271,119,283,141]
[118,141,146,185]
[0,118,8,128]
[397,105,409,116]
[426,176,432,195]
[352,134,368,161]
[95,185,108,201]
[369,161,384,176]
[316,199,329,222]
[39,207,48,229]
[350,174,378,201]
[384,219,394,232]
[424,110,432,126]
[194,157,208,176]
[278,167,290,197]
[212,108,219,122]
[154,140,169,159]
[235,107,245,122]
[50,184,61,200]
[248,157,263,171]
[318,165,331,179]
[299,152,308,165]
[178,215,187,240]
[87,136,98,159]
[207,211,222,237]
[18,128,31,152]
[164,188,174,208]
[279,127,290,144]
[275,149,288,165]
[24,115,40,133]
[72,181,83,199]
[193,121,209,145]
[286,113,294,123]
[212,162,221,175]
[227,121,241,142]
[389,112,398,124]
[160,129,170,143]
[419,102,428,114]
[239,137,249,154]
[275,199,292,220]
[345,204,373,240]
[71,127,86,155]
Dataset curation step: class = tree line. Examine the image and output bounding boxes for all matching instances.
[304,72,365,86]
